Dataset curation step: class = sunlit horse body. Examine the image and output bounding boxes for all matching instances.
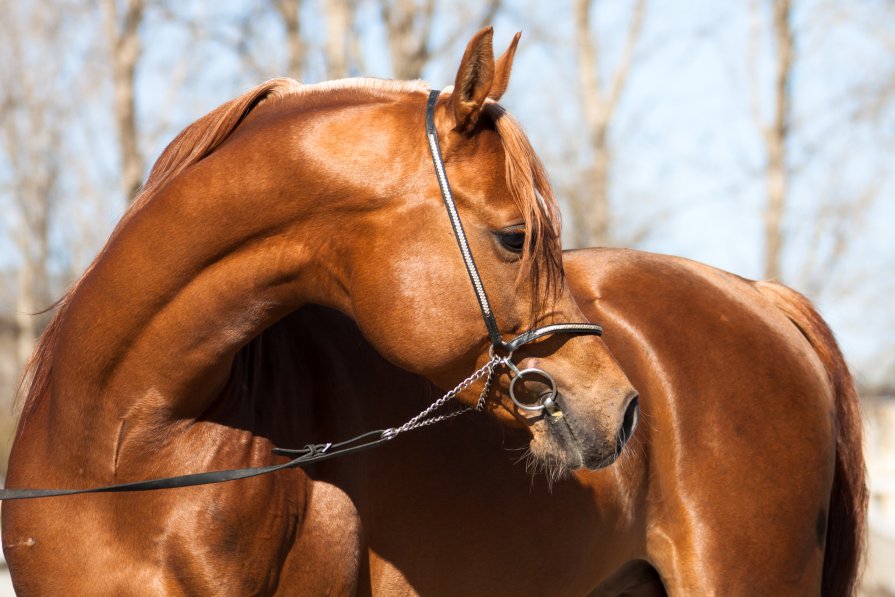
[3,29,641,595]
[292,247,866,596]
[3,28,866,596]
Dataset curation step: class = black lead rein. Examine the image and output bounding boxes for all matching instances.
[0,431,390,501]
[0,89,603,501]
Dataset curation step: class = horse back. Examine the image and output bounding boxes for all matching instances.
[566,248,857,595]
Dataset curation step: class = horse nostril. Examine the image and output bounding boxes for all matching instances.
[618,396,640,446]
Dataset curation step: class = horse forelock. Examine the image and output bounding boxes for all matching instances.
[481,101,563,322]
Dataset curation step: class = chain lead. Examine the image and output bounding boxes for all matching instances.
[382,354,502,440]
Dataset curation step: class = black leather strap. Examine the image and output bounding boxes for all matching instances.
[0,430,390,501]
[426,90,504,348]
[503,322,602,353]
[425,89,603,351]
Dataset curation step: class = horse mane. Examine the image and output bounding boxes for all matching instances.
[13,78,563,432]
[13,78,303,431]
[482,101,563,316]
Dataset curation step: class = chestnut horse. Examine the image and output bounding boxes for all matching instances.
[202,247,864,596]
[3,28,865,596]
[3,29,641,595]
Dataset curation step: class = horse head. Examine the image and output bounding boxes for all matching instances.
[309,28,639,471]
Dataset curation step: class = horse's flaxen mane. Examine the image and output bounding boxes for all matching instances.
[290,77,430,99]
[14,77,562,429]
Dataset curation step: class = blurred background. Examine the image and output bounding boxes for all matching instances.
[0,0,892,594]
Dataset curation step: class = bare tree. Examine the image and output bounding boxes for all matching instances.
[750,0,794,281]
[273,0,306,80]
[269,0,357,81]
[0,2,68,367]
[572,0,647,247]
[103,0,146,204]
[798,4,893,301]
[796,162,880,298]
[265,1,500,85]
[379,0,502,80]
[380,0,435,80]
[323,0,353,79]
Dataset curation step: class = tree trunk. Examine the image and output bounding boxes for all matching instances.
[574,0,605,246]
[15,260,37,368]
[589,140,612,246]
[1,2,60,368]
[762,0,793,280]
[380,0,433,81]
[573,0,646,248]
[274,0,305,80]
[103,0,145,204]
[324,0,352,79]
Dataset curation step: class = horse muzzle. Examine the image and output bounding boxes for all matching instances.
[532,390,640,471]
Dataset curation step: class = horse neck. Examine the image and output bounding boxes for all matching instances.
[50,115,356,445]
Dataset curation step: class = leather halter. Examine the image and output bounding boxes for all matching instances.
[0,90,605,501]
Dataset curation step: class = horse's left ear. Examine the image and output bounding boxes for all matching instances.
[488,32,521,101]
[451,27,496,132]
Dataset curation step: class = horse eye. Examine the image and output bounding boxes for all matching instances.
[496,230,526,254]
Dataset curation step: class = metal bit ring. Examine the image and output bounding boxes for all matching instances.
[508,368,557,413]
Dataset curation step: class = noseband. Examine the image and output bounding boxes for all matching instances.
[424,89,602,415]
[0,90,605,501]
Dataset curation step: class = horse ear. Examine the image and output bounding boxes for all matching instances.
[451,27,495,132]
[488,32,521,101]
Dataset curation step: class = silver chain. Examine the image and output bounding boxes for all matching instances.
[381,355,506,440]
[475,364,496,412]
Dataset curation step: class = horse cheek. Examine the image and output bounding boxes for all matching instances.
[349,246,480,377]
